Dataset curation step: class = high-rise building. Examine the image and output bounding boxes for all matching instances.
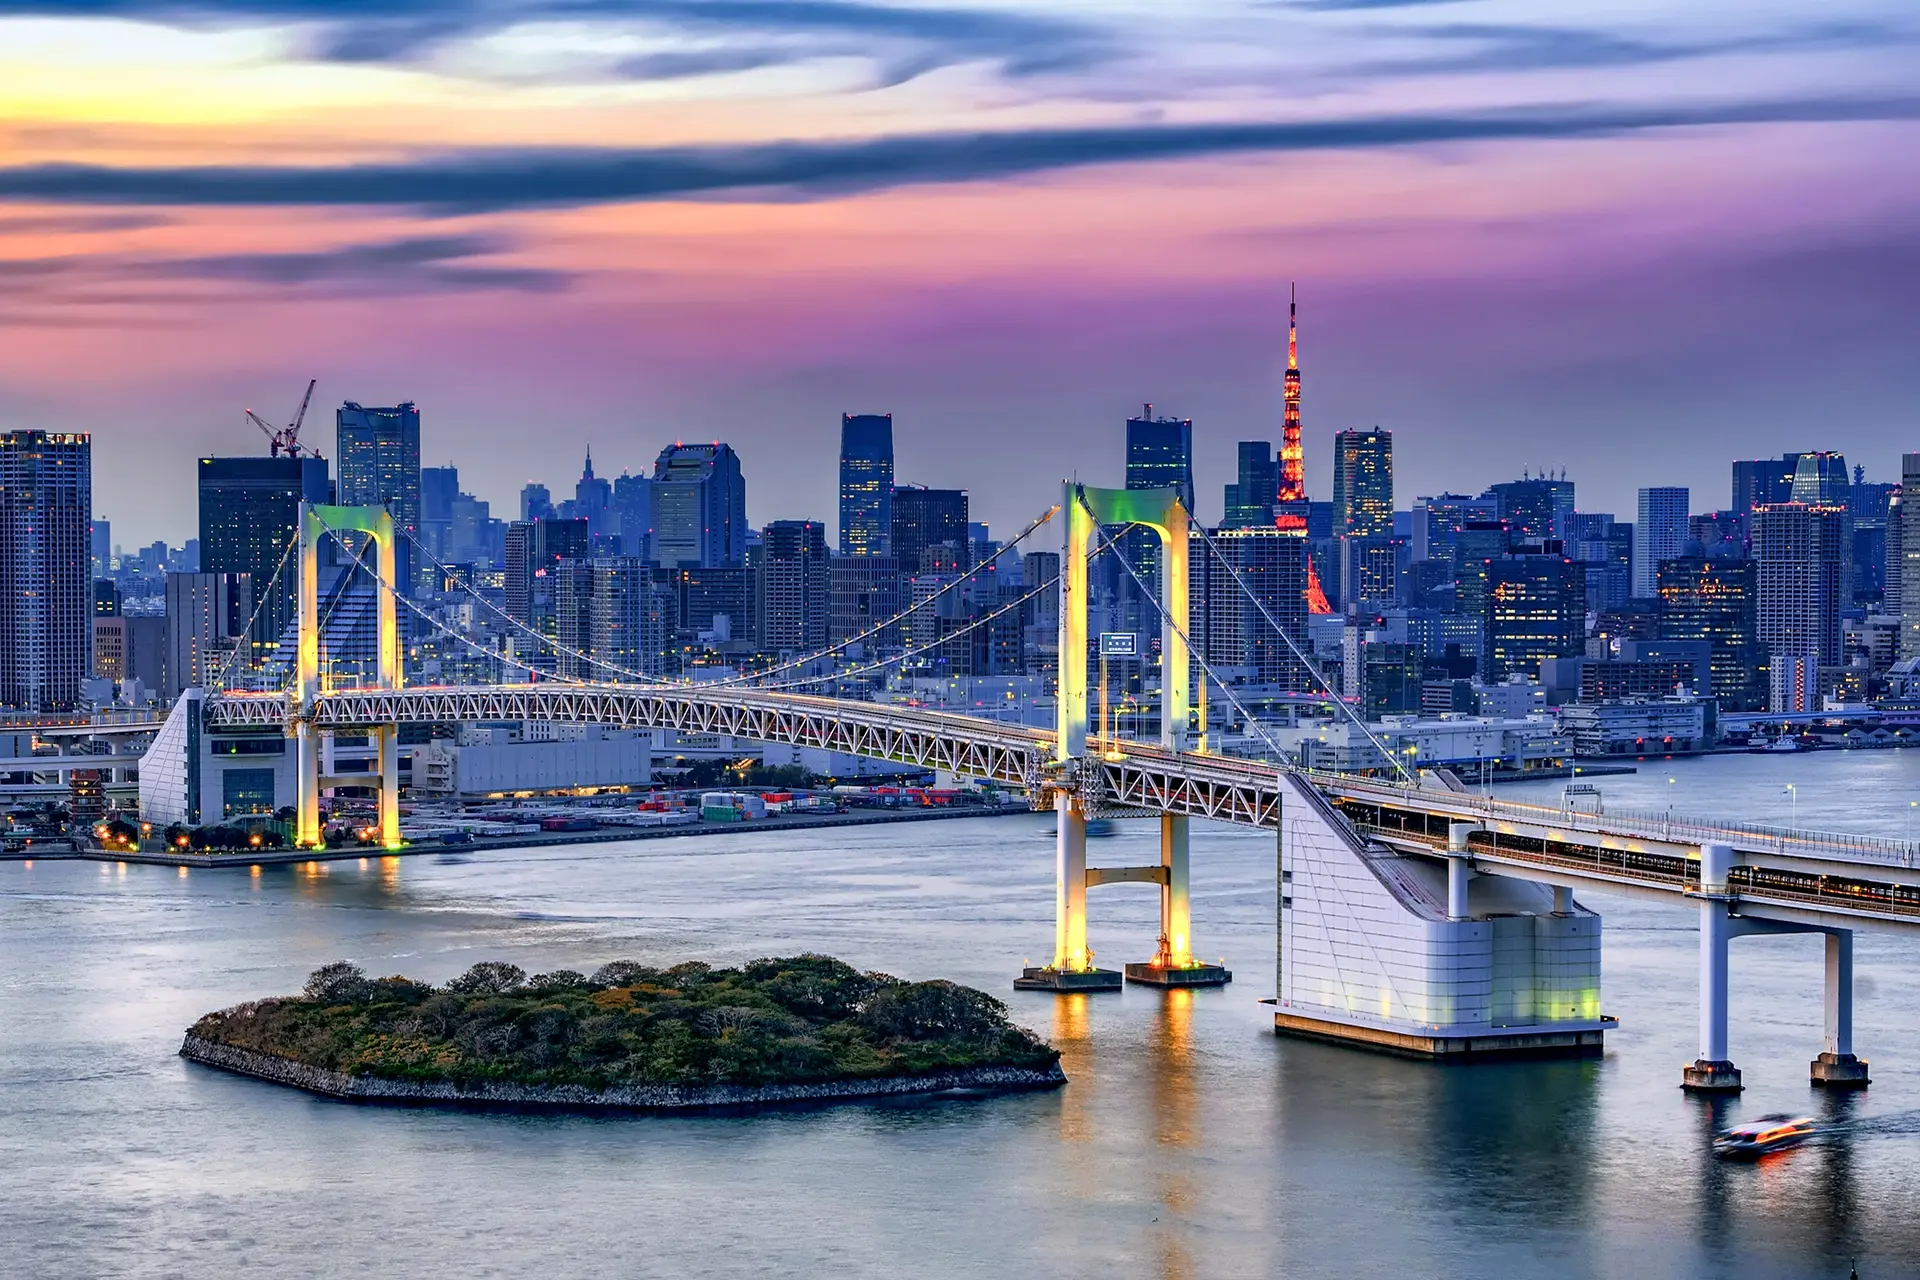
[1753,502,1847,707]
[1900,455,1920,660]
[90,519,110,578]
[1732,457,1795,528]
[164,571,253,698]
[1449,520,1511,659]
[554,557,672,680]
[613,472,652,562]
[1484,549,1585,683]
[1124,407,1194,512]
[829,556,903,648]
[756,520,831,654]
[1222,441,1278,530]
[574,448,615,542]
[838,414,894,557]
[652,442,747,569]
[1487,476,1575,543]
[198,453,330,666]
[892,485,969,573]
[1411,493,1496,565]
[1332,428,1392,538]
[1789,451,1850,505]
[420,465,459,562]
[336,401,422,591]
[1657,555,1763,710]
[1,431,92,711]
[1633,487,1689,599]
[1197,526,1312,689]
[520,482,553,523]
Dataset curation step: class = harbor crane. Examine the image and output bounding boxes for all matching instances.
[246,378,320,459]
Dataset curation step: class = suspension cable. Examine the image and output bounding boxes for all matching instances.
[762,528,1127,693]
[1191,521,1416,782]
[1103,529,1334,771]
[713,504,1060,687]
[317,513,599,687]
[395,525,677,685]
[205,529,299,699]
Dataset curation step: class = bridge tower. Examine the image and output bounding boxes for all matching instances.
[1017,482,1230,992]
[292,503,403,850]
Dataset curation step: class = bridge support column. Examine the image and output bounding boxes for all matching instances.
[1812,930,1870,1088]
[1446,823,1477,921]
[1126,814,1231,987]
[1016,795,1119,991]
[294,719,320,848]
[1683,842,1742,1092]
[375,724,401,850]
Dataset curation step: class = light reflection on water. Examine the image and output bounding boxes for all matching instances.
[1,751,1918,1278]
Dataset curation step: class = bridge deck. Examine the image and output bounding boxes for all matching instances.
[200,683,1920,925]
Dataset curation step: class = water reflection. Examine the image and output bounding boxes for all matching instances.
[1146,990,1196,1280]
[1052,994,1094,1148]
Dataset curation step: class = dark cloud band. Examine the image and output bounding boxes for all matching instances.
[2,96,1917,212]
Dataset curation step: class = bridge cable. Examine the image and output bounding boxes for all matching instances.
[714,504,1062,688]
[316,513,606,689]
[391,524,679,685]
[204,528,300,701]
[760,527,1130,695]
[1191,520,1417,783]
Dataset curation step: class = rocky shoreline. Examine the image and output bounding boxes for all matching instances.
[180,1033,1066,1112]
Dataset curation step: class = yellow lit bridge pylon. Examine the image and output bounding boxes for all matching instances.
[1016,481,1231,992]
[292,502,403,850]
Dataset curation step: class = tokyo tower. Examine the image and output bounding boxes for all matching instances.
[1276,284,1331,613]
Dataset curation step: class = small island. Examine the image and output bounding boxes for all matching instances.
[182,954,1065,1111]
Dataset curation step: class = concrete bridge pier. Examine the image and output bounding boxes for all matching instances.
[1812,930,1870,1088]
[1016,794,1121,991]
[1683,843,1743,1092]
[1126,814,1232,988]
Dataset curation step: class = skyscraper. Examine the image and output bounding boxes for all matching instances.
[1633,486,1689,599]
[198,453,330,665]
[1487,475,1575,543]
[163,571,253,697]
[1901,455,1920,660]
[574,448,614,541]
[421,465,459,562]
[1,431,92,711]
[652,443,747,569]
[520,482,553,523]
[1485,549,1585,683]
[1789,451,1850,505]
[613,471,652,562]
[336,401,422,591]
[756,520,831,653]
[1732,456,1795,526]
[892,485,969,573]
[1332,428,1392,538]
[1196,526,1311,689]
[1753,502,1846,709]
[1124,407,1194,511]
[838,414,894,557]
[1657,555,1763,709]
[1222,441,1278,529]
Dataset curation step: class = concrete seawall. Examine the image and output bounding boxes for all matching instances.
[180,1034,1066,1112]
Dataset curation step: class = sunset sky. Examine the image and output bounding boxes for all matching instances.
[2,0,1916,548]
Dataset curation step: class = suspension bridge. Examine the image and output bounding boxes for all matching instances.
[137,485,1920,1091]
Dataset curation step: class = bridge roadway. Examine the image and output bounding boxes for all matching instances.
[203,683,1920,928]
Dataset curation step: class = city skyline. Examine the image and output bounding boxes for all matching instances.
[1,1,1916,545]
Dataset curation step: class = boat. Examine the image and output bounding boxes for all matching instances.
[1713,1114,1817,1159]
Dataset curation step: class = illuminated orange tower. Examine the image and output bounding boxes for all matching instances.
[1279,283,1305,505]
[1275,284,1332,613]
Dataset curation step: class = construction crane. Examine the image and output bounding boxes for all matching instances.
[246,378,320,459]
